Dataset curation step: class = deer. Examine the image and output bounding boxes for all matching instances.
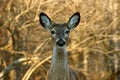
[39,12,80,80]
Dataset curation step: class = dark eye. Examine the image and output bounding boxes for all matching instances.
[51,30,55,34]
[65,30,70,34]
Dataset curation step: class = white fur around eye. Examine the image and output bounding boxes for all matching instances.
[64,29,69,37]
[51,29,56,38]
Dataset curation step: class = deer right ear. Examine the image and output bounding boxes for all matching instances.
[39,12,52,31]
[67,12,80,30]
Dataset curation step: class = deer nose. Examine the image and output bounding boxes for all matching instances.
[56,38,65,47]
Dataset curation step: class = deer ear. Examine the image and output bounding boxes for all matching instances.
[67,12,80,30]
[39,12,52,31]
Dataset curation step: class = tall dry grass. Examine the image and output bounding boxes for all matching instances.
[0,0,120,80]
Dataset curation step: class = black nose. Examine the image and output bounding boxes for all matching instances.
[56,38,65,47]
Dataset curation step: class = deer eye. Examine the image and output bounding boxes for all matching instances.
[65,30,70,34]
[51,30,55,34]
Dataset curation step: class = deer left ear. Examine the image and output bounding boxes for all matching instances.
[67,12,80,30]
[39,12,52,32]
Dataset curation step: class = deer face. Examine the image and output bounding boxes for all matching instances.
[39,12,80,48]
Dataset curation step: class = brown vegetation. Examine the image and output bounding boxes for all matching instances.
[0,0,120,80]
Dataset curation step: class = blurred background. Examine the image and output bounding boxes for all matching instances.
[0,0,120,80]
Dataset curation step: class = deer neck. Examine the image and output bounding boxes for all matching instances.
[49,46,69,80]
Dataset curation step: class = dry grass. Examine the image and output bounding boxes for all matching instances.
[0,0,120,80]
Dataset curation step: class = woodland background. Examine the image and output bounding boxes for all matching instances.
[0,0,120,80]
